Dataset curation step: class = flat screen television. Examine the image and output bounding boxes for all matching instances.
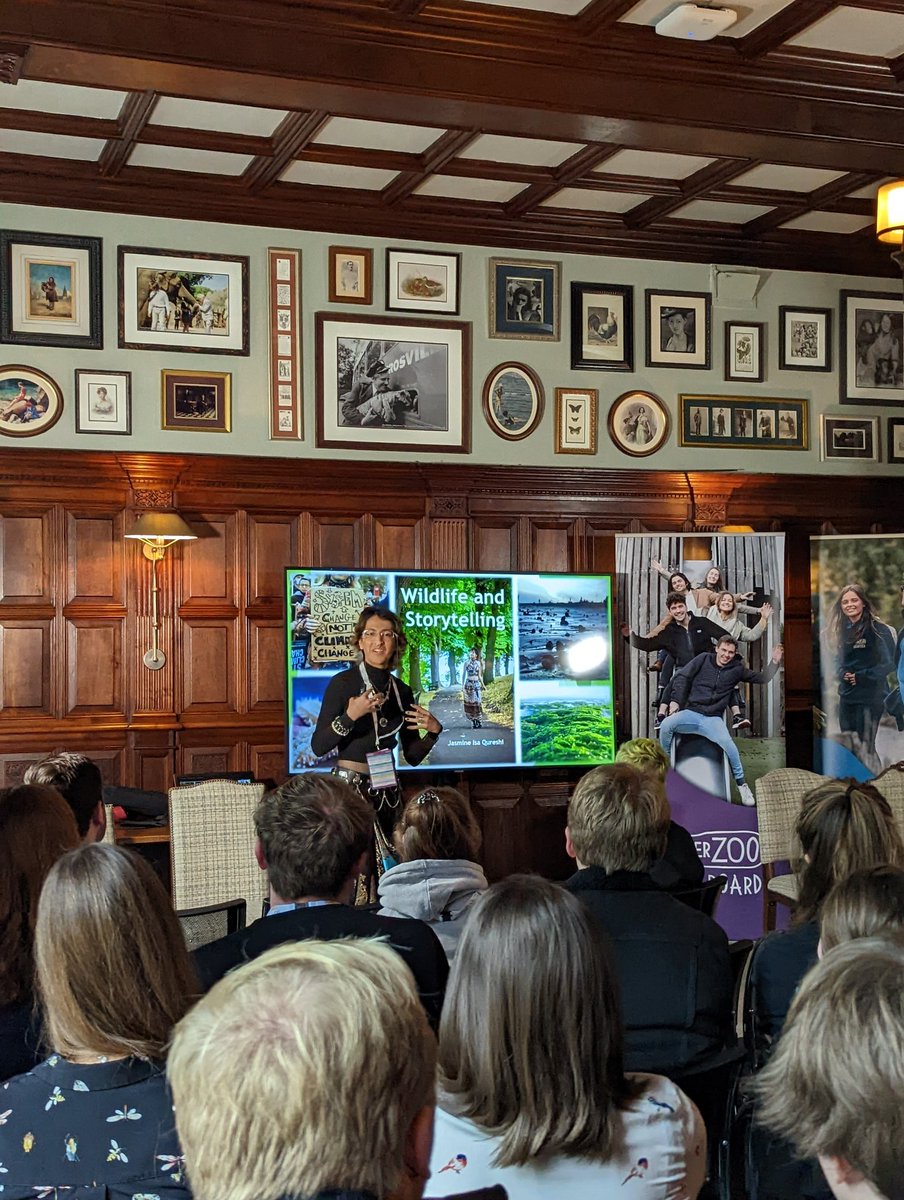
[285,569,615,773]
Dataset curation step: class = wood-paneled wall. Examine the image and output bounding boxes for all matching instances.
[1,448,901,879]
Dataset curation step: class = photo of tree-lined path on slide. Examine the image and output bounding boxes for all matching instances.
[397,574,517,766]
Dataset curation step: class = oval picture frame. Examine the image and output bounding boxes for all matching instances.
[0,364,64,437]
[608,390,669,458]
[482,361,544,441]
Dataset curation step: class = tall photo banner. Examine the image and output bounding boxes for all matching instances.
[811,535,904,780]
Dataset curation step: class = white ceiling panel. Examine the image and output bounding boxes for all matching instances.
[415,175,525,202]
[847,179,893,201]
[671,199,774,223]
[619,0,796,35]
[313,117,440,154]
[459,133,584,167]
[149,96,286,136]
[0,79,126,118]
[780,211,874,234]
[457,0,591,13]
[281,160,398,189]
[0,127,105,161]
[788,7,904,57]
[728,163,846,192]
[596,149,714,179]
[541,187,650,212]
[129,143,253,175]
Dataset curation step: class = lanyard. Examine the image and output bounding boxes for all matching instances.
[358,661,403,746]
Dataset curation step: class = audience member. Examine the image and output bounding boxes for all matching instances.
[754,936,904,1200]
[565,763,733,1075]
[169,939,436,1200]
[192,773,448,1025]
[378,786,488,961]
[819,863,904,954]
[24,750,106,842]
[751,778,904,1041]
[0,843,197,1200]
[0,784,80,1081]
[615,738,705,890]
[431,875,705,1198]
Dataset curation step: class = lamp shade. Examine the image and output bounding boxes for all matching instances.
[124,511,197,543]
[877,181,904,245]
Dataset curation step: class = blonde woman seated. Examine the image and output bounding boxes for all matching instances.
[378,786,488,961]
[0,844,197,1200]
[430,875,705,1199]
[818,863,904,955]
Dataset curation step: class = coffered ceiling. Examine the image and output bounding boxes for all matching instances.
[0,0,901,275]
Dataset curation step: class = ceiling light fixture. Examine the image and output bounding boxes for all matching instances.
[876,181,904,287]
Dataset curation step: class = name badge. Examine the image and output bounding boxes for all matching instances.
[366,748,398,790]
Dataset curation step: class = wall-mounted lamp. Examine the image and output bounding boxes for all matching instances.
[124,511,197,671]
[876,180,904,287]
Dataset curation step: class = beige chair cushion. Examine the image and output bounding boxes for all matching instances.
[872,766,904,842]
[755,768,829,864]
[767,873,800,903]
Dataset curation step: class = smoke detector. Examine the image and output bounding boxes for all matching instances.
[654,3,738,40]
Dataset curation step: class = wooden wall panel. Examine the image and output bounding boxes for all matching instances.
[473,521,518,571]
[248,515,295,605]
[0,622,51,712]
[66,512,123,603]
[312,517,360,568]
[183,515,236,604]
[530,521,573,573]
[179,744,235,777]
[66,621,122,713]
[249,620,284,710]
[0,511,52,603]
[182,621,237,712]
[251,742,289,786]
[375,517,422,569]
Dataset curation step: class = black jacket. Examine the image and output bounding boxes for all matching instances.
[193,904,449,1029]
[629,615,726,667]
[565,866,734,1076]
[671,650,779,715]
[650,822,706,891]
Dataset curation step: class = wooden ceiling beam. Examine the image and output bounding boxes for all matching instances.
[740,171,882,237]
[242,109,330,192]
[736,0,837,59]
[577,0,646,38]
[380,128,479,205]
[505,144,623,217]
[98,90,156,178]
[623,159,752,228]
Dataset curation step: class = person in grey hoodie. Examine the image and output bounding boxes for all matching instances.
[379,786,488,961]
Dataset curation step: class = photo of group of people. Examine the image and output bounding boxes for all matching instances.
[136,267,229,336]
[681,398,805,450]
[336,337,445,431]
[855,306,902,389]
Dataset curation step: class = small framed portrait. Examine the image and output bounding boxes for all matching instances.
[328,246,373,306]
[570,282,633,371]
[0,365,64,437]
[821,415,879,462]
[779,306,831,371]
[554,387,598,455]
[607,390,670,458]
[75,370,132,435]
[1,230,102,350]
[482,362,544,441]
[489,258,561,341]
[645,290,711,369]
[161,370,231,433]
[385,248,461,315]
[887,417,904,464]
[840,290,904,405]
[724,321,765,383]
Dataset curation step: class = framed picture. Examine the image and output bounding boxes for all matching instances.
[268,247,302,440]
[161,370,231,432]
[679,394,808,450]
[489,257,561,341]
[821,415,879,462]
[724,321,765,382]
[118,246,249,354]
[315,312,470,453]
[570,282,633,371]
[482,362,544,441]
[328,246,373,306]
[608,390,670,457]
[386,248,461,315]
[840,290,904,405]
[645,290,711,369]
[888,417,904,464]
[779,306,831,371]
[555,387,598,455]
[0,365,64,437]
[1,230,102,349]
[75,370,131,435]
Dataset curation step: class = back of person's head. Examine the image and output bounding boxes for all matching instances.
[754,936,904,1200]
[35,843,198,1060]
[438,874,637,1167]
[568,763,669,873]
[615,737,669,783]
[254,773,372,900]
[168,938,436,1200]
[820,865,904,954]
[393,787,482,863]
[23,751,104,840]
[795,780,904,924]
[0,784,79,1006]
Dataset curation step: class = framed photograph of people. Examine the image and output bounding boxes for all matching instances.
[1,230,102,350]
[482,362,544,442]
[821,415,879,462]
[161,370,231,433]
[840,289,904,405]
[315,312,471,453]
[328,246,373,306]
[679,395,808,450]
[888,417,904,464]
[645,290,711,369]
[118,246,249,354]
[554,387,598,455]
[570,282,633,371]
[489,258,561,341]
[779,306,831,372]
[75,370,132,436]
[0,365,64,437]
[724,321,765,383]
[385,248,461,315]
[608,390,669,458]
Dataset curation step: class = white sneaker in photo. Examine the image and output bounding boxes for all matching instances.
[738,782,756,807]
